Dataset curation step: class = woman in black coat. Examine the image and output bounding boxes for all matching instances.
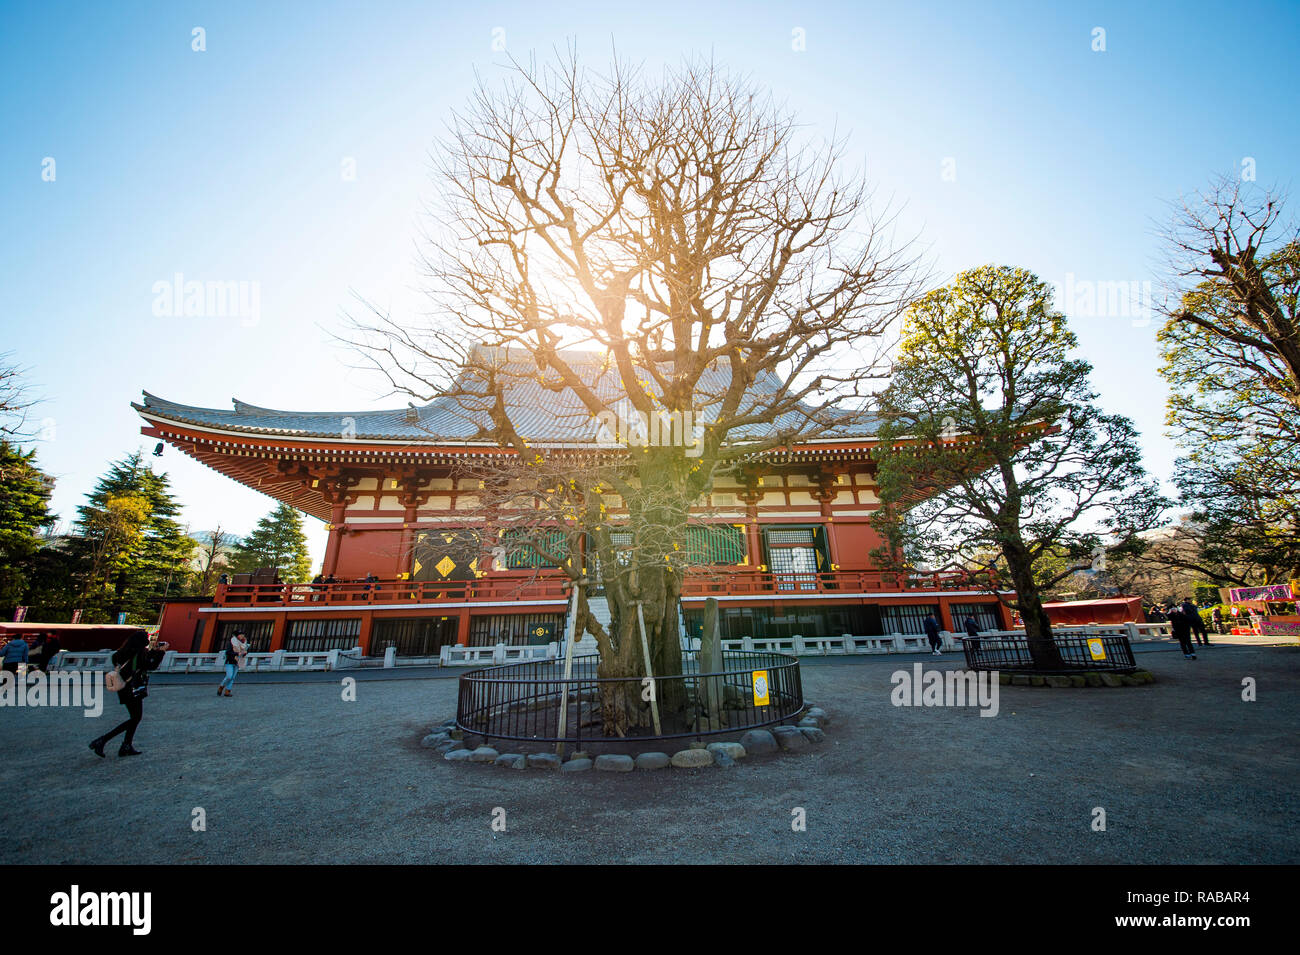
[89,631,168,758]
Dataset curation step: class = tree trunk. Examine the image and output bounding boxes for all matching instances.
[588,561,686,737]
[1003,539,1064,671]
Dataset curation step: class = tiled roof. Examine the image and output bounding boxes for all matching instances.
[135,348,877,444]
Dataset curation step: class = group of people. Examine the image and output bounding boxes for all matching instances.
[0,632,62,674]
[1159,598,1212,660]
[921,613,984,655]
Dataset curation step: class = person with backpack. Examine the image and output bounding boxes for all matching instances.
[1,634,29,675]
[923,613,943,656]
[1168,607,1197,660]
[1181,597,1210,647]
[89,631,168,758]
[218,629,247,697]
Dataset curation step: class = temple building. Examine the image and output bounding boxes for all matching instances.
[137,350,1012,656]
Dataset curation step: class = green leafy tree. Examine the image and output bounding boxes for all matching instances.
[1157,181,1300,584]
[189,526,235,595]
[72,452,196,623]
[0,441,56,614]
[231,503,312,582]
[871,265,1167,667]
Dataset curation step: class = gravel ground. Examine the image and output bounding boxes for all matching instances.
[2,643,1296,864]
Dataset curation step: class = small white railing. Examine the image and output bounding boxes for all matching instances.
[50,622,1181,675]
[681,621,1175,659]
[52,651,114,670]
[438,642,561,667]
[155,648,363,673]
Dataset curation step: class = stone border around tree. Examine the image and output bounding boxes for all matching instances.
[420,706,831,772]
[998,669,1157,688]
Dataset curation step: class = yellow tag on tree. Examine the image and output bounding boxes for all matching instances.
[1087,638,1106,661]
[752,670,770,707]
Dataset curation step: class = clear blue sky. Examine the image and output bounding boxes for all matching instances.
[3,0,1297,569]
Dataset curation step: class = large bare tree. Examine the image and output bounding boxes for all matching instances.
[351,52,921,732]
[1154,179,1300,587]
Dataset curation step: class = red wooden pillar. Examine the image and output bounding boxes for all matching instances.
[818,499,839,569]
[269,613,288,652]
[996,599,1015,630]
[742,500,762,568]
[358,611,374,654]
[323,502,346,577]
[455,608,471,646]
[206,615,225,653]
[399,505,418,577]
[937,596,955,631]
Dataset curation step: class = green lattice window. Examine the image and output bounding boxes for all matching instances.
[499,528,569,569]
[685,524,747,565]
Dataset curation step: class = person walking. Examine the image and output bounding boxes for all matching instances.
[1182,597,1210,646]
[218,629,247,697]
[1211,607,1224,635]
[1168,607,1197,660]
[1,634,29,675]
[923,613,943,656]
[89,631,169,758]
[37,633,61,673]
[962,615,982,657]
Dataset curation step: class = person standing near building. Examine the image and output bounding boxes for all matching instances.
[89,631,168,757]
[38,633,60,672]
[923,613,942,656]
[1168,607,1197,660]
[218,629,247,697]
[962,615,982,656]
[1182,597,1210,647]
[1,634,29,675]
[1211,607,1224,635]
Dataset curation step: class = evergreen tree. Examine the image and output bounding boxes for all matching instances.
[0,440,55,614]
[870,266,1167,667]
[230,503,312,582]
[72,452,196,623]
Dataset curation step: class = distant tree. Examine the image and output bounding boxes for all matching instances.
[0,353,38,442]
[72,452,196,623]
[870,265,1167,667]
[0,440,56,614]
[230,504,311,582]
[191,525,234,594]
[20,542,81,621]
[1157,180,1300,584]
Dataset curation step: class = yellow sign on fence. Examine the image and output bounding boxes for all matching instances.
[1087,638,1107,661]
[752,670,770,707]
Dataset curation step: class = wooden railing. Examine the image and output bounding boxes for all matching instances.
[213,567,997,608]
[680,568,997,597]
[214,571,571,608]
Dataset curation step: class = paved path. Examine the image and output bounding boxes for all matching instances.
[2,644,1296,864]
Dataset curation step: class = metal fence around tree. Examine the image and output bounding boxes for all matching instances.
[961,632,1138,674]
[456,650,803,745]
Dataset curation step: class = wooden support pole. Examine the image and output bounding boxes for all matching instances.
[636,601,662,737]
[555,581,583,758]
